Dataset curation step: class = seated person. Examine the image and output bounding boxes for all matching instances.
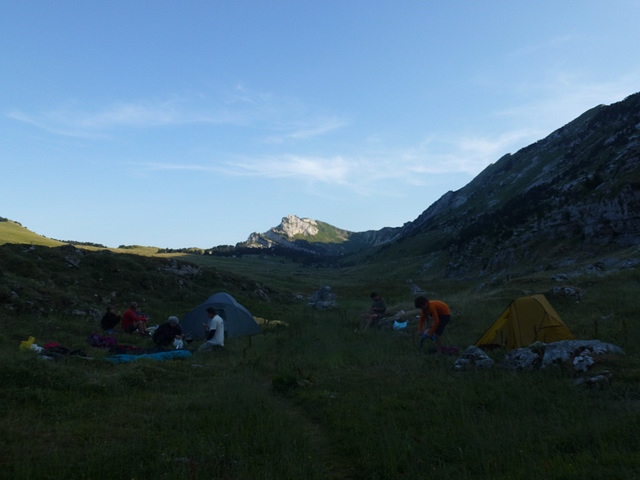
[135,304,149,319]
[100,305,121,332]
[121,301,149,335]
[152,316,184,347]
[199,307,225,351]
[360,292,387,331]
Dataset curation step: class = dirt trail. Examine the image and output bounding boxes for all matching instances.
[263,380,355,479]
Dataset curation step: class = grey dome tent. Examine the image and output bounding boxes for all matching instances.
[180,292,262,340]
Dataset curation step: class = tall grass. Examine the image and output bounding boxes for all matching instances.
[1,246,639,479]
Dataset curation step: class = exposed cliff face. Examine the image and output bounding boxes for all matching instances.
[277,214,320,237]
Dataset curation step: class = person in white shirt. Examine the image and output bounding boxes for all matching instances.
[198,307,225,350]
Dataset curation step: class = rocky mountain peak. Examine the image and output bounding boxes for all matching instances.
[275,215,319,238]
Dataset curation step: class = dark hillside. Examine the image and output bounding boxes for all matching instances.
[387,92,640,278]
[0,243,284,324]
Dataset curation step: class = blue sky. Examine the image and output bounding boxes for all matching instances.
[2,1,639,249]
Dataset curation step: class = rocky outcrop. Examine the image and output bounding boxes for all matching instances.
[277,214,319,237]
[496,340,625,373]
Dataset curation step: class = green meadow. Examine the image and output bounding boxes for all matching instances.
[1,237,639,479]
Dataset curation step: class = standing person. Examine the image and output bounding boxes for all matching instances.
[152,316,184,348]
[360,292,387,331]
[199,307,225,351]
[121,301,149,335]
[100,305,121,333]
[415,296,450,354]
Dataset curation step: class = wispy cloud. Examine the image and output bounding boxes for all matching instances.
[286,118,350,140]
[32,75,636,200]
[367,129,535,179]
[134,162,220,172]
[7,97,240,137]
[7,109,107,138]
[218,127,533,195]
[261,117,350,144]
[226,155,352,184]
[7,87,349,142]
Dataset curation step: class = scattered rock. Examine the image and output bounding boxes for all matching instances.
[253,288,270,302]
[467,339,626,382]
[586,262,606,273]
[59,244,83,255]
[453,346,494,371]
[574,371,612,389]
[158,259,200,276]
[551,286,583,302]
[407,279,426,296]
[65,256,81,268]
[410,284,426,296]
[308,286,337,309]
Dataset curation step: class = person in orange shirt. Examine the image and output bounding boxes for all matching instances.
[415,296,450,354]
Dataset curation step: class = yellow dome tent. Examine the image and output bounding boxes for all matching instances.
[475,294,573,351]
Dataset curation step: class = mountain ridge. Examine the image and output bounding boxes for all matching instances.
[3,93,640,280]
[235,92,640,277]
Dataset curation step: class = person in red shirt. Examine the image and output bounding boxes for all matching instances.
[121,301,149,335]
[415,296,450,354]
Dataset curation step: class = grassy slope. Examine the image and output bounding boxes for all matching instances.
[0,220,65,247]
[0,219,192,259]
[291,220,351,243]
[1,233,640,478]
